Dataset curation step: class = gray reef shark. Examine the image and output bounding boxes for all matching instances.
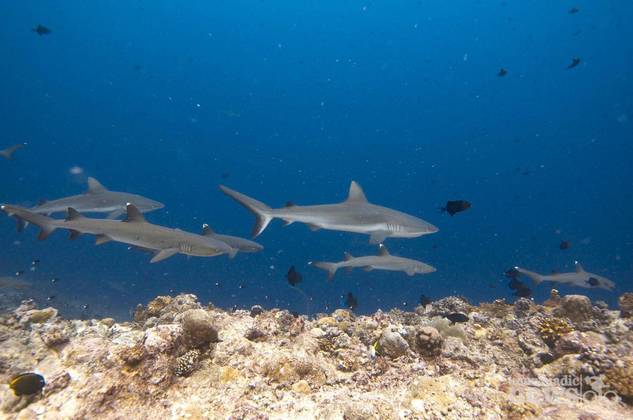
[1,204,234,262]
[32,177,164,218]
[219,181,438,244]
[312,244,436,280]
[201,224,263,254]
[0,143,25,160]
[514,262,615,291]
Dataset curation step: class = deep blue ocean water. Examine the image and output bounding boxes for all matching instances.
[1,1,632,319]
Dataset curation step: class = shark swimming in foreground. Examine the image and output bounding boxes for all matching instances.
[0,144,25,160]
[312,244,436,280]
[32,177,164,218]
[219,181,438,244]
[1,204,234,262]
[514,262,615,291]
[201,223,263,254]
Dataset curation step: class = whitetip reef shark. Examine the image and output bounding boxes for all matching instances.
[32,177,164,219]
[0,143,25,160]
[219,181,438,244]
[1,204,235,262]
[312,244,436,280]
[514,262,615,291]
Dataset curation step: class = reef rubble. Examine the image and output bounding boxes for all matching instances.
[1,292,633,419]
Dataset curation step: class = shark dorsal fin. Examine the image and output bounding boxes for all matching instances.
[66,207,84,221]
[344,252,354,261]
[202,223,215,235]
[285,201,296,208]
[87,177,108,194]
[125,203,146,223]
[346,181,368,203]
[575,261,585,273]
[378,244,390,256]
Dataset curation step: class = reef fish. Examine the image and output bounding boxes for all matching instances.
[32,177,164,219]
[219,181,438,244]
[1,204,234,262]
[498,68,508,77]
[9,373,45,396]
[441,200,471,216]
[32,25,51,36]
[0,143,24,160]
[312,244,436,280]
[567,57,581,69]
[286,266,302,286]
[201,224,263,256]
[514,262,615,290]
[343,292,358,310]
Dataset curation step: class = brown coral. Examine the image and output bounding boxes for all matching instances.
[538,317,573,347]
[605,359,633,399]
[119,343,147,366]
[413,326,443,357]
[619,293,633,318]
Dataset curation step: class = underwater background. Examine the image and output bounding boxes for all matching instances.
[1,1,632,320]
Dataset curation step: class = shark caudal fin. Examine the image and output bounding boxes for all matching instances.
[0,204,57,240]
[0,144,25,160]
[514,267,544,284]
[312,261,339,281]
[219,185,274,238]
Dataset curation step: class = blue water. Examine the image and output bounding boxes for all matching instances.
[1,1,632,319]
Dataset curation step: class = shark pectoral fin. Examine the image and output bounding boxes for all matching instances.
[69,230,81,240]
[363,266,373,272]
[106,209,124,219]
[95,234,113,245]
[227,248,238,259]
[150,248,179,263]
[282,219,294,227]
[15,218,25,232]
[307,224,321,232]
[406,268,415,276]
[369,231,389,245]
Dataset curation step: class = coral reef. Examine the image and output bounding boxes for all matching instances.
[1,291,632,419]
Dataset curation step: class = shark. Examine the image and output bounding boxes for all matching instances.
[32,177,164,219]
[514,262,615,291]
[0,144,25,160]
[312,244,436,280]
[1,204,235,263]
[201,224,263,254]
[219,181,438,244]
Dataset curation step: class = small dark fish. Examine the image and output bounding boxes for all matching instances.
[15,270,24,277]
[47,295,56,301]
[505,268,520,279]
[559,240,572,250]
[133,64,143,71]
[498,68,508,77]
[81,304,89,310]
[445,312,469,323]
[569,7,580,14]
[344,292,358,310]
[31,259,40,266]
[587,277,600,287]
[508,273,533,298]
[419,294,432,306]
[51,277,59,284]
[9,373,45,396]
[220,172,230,179]
[567,57,581,69]
[286,266,302,287]
[32,25,51,36]
[441,200,471,216]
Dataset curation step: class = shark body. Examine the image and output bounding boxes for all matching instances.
[312,244,436,280]
[219,181,438,244]
[1,204,234,262]
[32,177,164,218]
[514,262,615,291]
[0,144,24,160]
[201,223,263,254]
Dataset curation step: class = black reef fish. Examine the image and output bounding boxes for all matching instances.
[445,312,469,323]
[343,292,358,310]
[498,68,508,77]
[567,57,581,69]
[9,373,45,396]
[441,200,471,216]
[286,266,302,286]
[559,240,572,250]
[32,25,51,36]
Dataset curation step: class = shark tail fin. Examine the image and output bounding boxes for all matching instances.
[514,267,544,284]
[312,262,339,281]
[219,185,274,238]
[0,205,56,240]
[0,144,24,160]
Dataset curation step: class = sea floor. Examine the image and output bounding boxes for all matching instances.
[1,290,632,419]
